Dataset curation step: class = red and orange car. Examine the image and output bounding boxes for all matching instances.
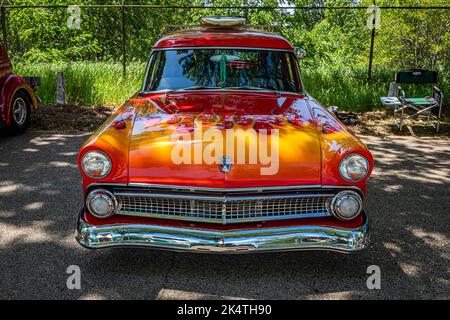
[0,40,39,135]
[76,18,373,253]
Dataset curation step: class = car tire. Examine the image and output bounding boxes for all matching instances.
[7,91,31,135]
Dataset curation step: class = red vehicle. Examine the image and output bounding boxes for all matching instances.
[0,41,39,134]
[76,18,373,253]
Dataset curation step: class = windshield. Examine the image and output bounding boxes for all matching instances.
[144,48,302,93]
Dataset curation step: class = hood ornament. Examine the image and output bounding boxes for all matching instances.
[219,156,232,173]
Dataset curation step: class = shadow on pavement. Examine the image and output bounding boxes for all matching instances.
[0,133,448,299]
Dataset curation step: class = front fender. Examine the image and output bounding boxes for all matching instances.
[0,74,39,125]
[78,100,140,192]
[306,98,373,193]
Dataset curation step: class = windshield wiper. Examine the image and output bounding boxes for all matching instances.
[168,86,221,93]
[167,85,281,95]
[227,86,280,95]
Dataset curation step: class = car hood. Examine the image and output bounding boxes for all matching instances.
[127,91,322,188]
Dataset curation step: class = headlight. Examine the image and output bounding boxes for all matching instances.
[339,153,369,182]
[82,151,112,178]
[86,189,119,218]
[330,190,363,220]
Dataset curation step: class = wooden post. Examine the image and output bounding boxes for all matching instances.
[56,72,68,105]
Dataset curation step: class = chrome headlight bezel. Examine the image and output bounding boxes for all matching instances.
[329,190,363,221]
[81,150,112,179]
[86,189,120,218]
[338,153,369,182]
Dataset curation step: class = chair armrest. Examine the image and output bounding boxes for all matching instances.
[432,86,443,105]
[388,82,399,97]
[398,86,405,98]
[433,86,442,94]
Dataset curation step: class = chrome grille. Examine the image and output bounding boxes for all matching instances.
[113,187,333,224]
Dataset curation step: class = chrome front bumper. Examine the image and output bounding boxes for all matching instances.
[76,213,370,254]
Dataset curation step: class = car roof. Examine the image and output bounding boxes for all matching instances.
[153,28,294,50]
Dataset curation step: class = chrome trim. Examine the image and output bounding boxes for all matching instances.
[86,189,120,218]
[126,183,362,193]
[84,184,362,225]
[127,183,323,192]
[115,190,333,223]
[322,185,362,191]
[76,212,369,253]
[330,190,363,221]
[86,182,128,190]
[201,17,246,27]
[114,192,333,202]
[117,212,331,224]
[12,97,27,126]
[338,153,370,183]
[86,183,362,194]
[81,150,112,179]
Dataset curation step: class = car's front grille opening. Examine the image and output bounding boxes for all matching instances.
[112,187,334,224]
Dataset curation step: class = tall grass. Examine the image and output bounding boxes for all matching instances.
[15,62,145,106]
[14,62,449,112]
[303,65,449,112]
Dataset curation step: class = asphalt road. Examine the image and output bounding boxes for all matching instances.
[0,132,449,300]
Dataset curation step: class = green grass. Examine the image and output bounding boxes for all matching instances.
[303,65,450,112]
[13,62,449,113]
[15,62,146,106]
[302,66,386,112]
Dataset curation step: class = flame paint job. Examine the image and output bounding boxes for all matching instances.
[80,103,137,186]
[78,28,373,231]
[0,41,39,126]
[79,91,373,193]
[307,99,373,193]
[128,92,321,187]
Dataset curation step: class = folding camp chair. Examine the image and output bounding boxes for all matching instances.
[381,70,443,132]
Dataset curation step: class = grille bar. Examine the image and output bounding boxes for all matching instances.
[114,189,333,224]
[114,192,331,201]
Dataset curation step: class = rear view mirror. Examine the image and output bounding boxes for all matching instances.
[295,47,306,59]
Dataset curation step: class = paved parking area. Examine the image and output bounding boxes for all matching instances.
[0,132,449,299]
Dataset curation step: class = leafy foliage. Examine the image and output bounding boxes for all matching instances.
[3,0,450,110]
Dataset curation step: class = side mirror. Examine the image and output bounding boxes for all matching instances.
[295,47,306,59]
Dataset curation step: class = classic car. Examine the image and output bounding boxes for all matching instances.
[76,17,373,253]
[0,40,40,135]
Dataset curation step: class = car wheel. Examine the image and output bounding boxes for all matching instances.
[7,91,31,135]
